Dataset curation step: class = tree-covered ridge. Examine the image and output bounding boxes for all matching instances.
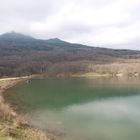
[0,32,140,77]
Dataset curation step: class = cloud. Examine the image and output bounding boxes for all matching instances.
[66,95,140,121]
[0,0,140,49]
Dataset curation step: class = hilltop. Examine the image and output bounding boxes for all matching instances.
[0,32,140,77]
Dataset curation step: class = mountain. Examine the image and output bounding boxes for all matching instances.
[0,31,35,40]
[0,31,36,44]
[46,38,69,44]
[0,32,140,77]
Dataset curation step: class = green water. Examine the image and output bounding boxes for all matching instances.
[5,78,140,140]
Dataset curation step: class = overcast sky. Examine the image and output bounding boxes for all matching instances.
[0,0,140,49]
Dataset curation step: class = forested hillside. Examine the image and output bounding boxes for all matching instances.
[1,32,140,77]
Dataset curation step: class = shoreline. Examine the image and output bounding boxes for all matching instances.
[0,75,53,140]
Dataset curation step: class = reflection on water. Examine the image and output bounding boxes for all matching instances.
[5,78,140,140]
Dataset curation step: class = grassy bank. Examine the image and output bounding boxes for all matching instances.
[0,76,53,140]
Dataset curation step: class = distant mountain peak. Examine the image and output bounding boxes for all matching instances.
[47,38,63,41]
[51,38,61,41]
[0,31,35,41]
[46,38,70,44]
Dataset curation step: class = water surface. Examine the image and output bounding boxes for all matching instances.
[5,77,140,140]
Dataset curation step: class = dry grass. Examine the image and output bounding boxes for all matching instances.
[0,77,53,140]
[0,96,16,121]
[72,72,112,77]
